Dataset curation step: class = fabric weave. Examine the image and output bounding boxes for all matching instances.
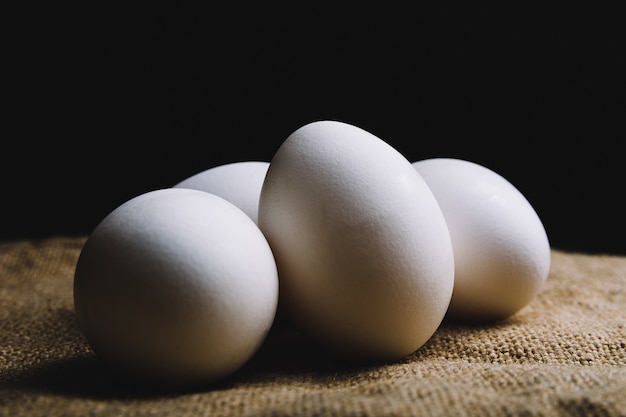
[1,237,624,416]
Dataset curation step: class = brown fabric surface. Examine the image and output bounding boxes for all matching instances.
[1,237,625,417]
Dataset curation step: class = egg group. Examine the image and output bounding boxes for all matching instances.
[73,119,550,386]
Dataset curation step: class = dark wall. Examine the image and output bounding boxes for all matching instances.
[4,5,624,255]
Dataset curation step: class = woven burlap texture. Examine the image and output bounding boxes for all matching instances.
[1,237,625,417]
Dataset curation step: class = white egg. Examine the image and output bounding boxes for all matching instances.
[412,158,551,322]
[258,120,454,361]
[174,161,270,225]
[73,188,279,386]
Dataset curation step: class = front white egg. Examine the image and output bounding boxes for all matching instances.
[258,120,454,361]
[73,188,279,386]
[174,161,269,225]
[413,158,551,322]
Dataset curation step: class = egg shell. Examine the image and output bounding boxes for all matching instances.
[174,161,270,225]
[413,158,551,322]
[73,188,279,386]
[258,120,454,361]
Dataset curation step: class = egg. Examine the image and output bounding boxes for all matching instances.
[412,158,551,322]
[258,120,454,361]
[173,161,269,225]
[73,188,279,386]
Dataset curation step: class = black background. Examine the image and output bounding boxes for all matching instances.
[3,5,625,255]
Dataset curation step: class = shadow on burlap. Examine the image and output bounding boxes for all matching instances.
[1,237,625,416]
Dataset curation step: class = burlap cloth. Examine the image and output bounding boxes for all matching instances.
[1,237,624,416]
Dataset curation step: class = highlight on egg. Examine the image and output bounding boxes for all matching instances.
[258,120,455,361]
[413,158,551,322]
[73,188,279,386]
